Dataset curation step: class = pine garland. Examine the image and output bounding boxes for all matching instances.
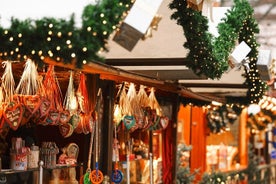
[170,0,266,104]
[0,0,132,67]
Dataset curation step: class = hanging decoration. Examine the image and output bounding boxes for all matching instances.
[79,110,96,184]
[59,71,79,138]
[111,120,123,183]
[169,0,266,105]
[75,73,93,134]
[42,65,63,125]
[1,61,23,131]
[206,104,241,133]
[123,83,139,132]
[90,89,104,184]
[116,82,170,133]
[0,0,132,67]
[15,59,43,125]
[247,110,273,131]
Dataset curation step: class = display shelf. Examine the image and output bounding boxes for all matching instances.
[0,168,38,175]
[0,163,83,174]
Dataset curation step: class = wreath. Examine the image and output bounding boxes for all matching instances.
[170,0,266,104]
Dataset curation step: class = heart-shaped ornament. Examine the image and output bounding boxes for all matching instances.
[23,95,42,115]
[74,113,84,134]
[40,98,51,118]
[59,123,74,138]
[3,102,23,131]
[59,110,71,125]
[45,109,60,125]
[69,114,80,129]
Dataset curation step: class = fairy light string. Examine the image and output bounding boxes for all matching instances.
[170,0,266,105]
[0,0,133,67]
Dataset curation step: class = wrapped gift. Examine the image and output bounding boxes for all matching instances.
[257,49,272,81]
[229,41,251,68]
[113,0,163,51]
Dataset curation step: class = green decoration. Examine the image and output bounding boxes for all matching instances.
[199,171,227,184]
[206,104,241,134]
[0,0,132,67]
[170,0,266,105]
[176,143,198,184]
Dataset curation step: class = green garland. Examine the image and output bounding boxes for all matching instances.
[170,0,266,104]
[0,0,132,67]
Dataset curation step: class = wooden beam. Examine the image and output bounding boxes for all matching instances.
[43,58,219,102]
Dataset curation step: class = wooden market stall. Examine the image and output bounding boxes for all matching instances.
[0,57,218,184]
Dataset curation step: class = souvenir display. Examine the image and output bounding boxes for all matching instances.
[15,59,42,125]
[75,73,92,134]
[89,89,103,184]
[111,122,123,183]
[42,65,62,125]
[2,61,23,131]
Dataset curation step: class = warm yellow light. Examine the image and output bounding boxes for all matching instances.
[87,27,92,31]
[57,32,62,37]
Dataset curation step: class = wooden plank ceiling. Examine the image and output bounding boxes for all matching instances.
[102,0,276,101]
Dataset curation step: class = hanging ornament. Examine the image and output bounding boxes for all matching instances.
[123,83,138,132]
[90,89,104,184]
[42,65,63,125]
[15,59,42,125]
[1,61,23,130]
[111,123,123,183]
[75,73,93,134]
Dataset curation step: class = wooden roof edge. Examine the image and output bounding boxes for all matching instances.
[43,58,222,103]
